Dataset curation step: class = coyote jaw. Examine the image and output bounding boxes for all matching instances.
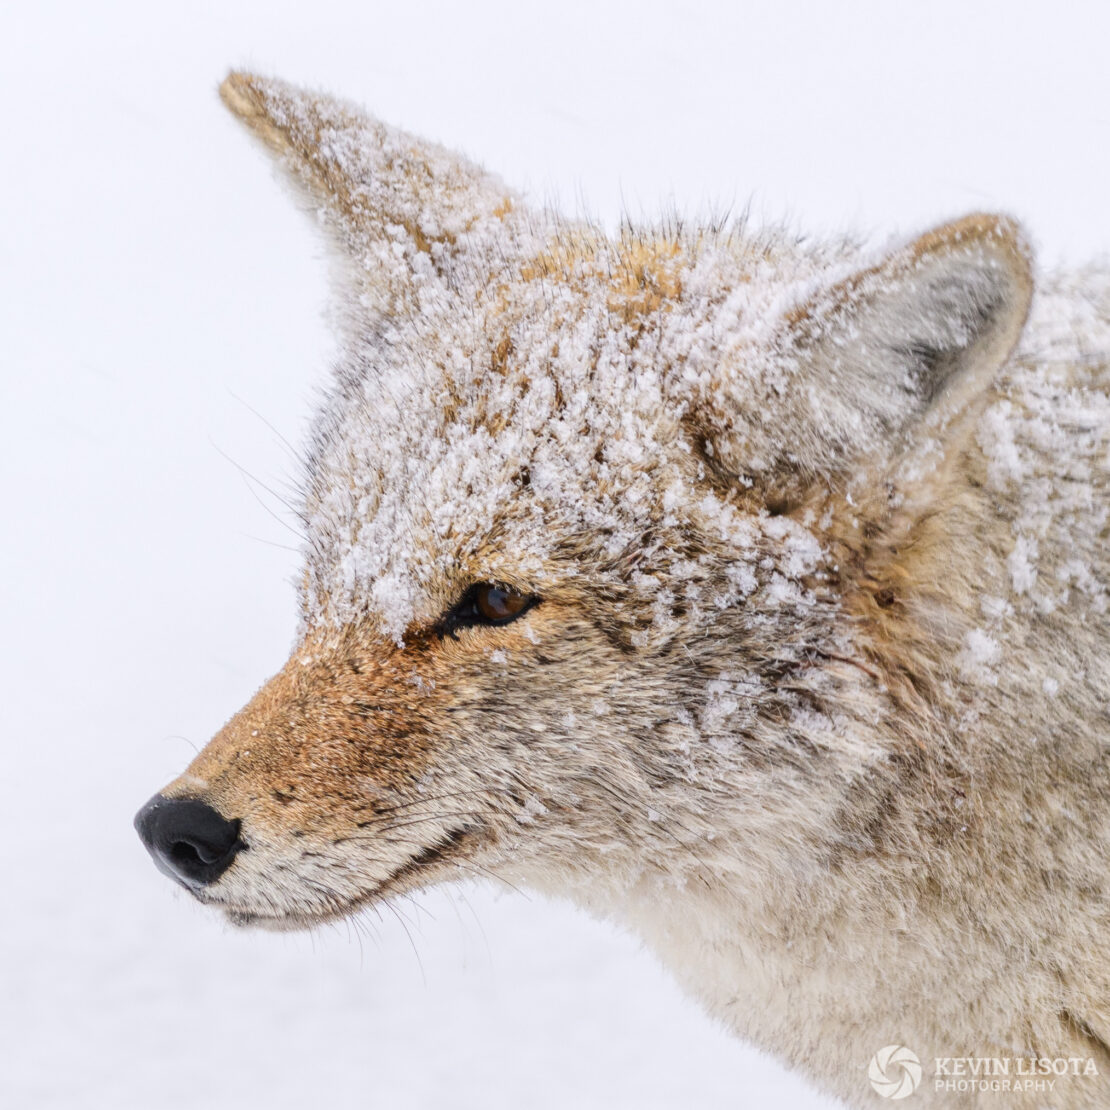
[217,825,487,931]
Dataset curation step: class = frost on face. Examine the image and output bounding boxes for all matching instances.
[299,268,701,641]
[290,184,847,643]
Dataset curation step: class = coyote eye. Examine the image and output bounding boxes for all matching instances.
[475,584,532,622]
[439,583,536,637]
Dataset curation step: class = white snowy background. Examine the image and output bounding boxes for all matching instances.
[3,2,1109,1107]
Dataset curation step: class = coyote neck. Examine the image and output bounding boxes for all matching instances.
[604,846,1097,1107]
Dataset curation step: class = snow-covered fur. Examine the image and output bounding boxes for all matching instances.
[155,72,1110,1107]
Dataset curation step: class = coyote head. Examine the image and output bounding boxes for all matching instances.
[136,73,1031,931]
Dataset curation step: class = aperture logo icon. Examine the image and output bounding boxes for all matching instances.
[869,1045,923,1099]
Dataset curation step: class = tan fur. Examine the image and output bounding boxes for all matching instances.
[143,73,1110,1106]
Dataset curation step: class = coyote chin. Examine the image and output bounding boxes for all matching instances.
[135,72,1110,1108]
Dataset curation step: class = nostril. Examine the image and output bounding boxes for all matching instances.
[171,840,206,867]
[171,841,201,864]
[134,795,245,890]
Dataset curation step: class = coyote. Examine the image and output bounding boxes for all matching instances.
[135,73,1110,1107]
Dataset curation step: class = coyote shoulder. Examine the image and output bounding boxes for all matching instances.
[135,73,1110,1107]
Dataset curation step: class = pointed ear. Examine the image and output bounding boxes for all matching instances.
[219,72,516,309]
[686,214,1033,499]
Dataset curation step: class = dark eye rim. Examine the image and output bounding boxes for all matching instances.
[436,583,539,639]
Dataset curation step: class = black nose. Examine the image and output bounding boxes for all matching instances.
[134,794,245,889]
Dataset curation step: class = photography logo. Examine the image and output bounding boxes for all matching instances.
[869,1045,923,1100]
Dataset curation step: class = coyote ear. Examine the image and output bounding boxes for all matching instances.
[689,214,1033,499]
[219,72,516,310]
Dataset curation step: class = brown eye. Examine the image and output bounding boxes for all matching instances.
[475,585,530,622]
[439,582,537,637]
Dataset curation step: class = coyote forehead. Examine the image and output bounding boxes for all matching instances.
[133,71,1110,1110]
[301,222,841,642]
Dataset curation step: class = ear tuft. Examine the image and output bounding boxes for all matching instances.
[219,71,277,145]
